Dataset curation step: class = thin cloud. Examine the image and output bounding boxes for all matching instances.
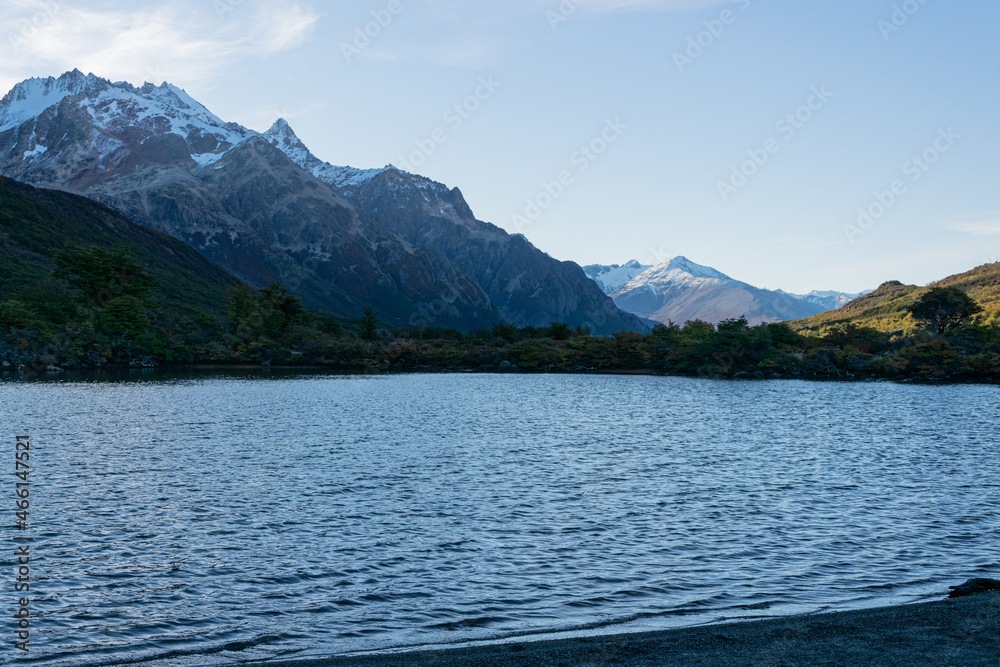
[948,217,1000,237]
[0,0,318,93]
[537,0,734,16]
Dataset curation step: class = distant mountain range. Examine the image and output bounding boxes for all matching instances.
[777,289,868,311]
[584,257,865,326]
[0,70,645,334]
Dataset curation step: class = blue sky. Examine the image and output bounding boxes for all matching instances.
[2,0,998,293]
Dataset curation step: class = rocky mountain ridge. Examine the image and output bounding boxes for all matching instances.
[0,70,644,333]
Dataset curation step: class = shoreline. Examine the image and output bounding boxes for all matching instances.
[1,364,996,386]
[255,593,999,666]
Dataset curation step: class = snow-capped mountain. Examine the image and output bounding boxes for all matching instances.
[582,260,652,294]
[1,71,256,172]
[0,69,498,328]
[777,289,870,311]
[0,70,645,333]
[610,256,826,326]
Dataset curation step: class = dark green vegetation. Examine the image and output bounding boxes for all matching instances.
[2,176,998,382]
[906,286,983,335]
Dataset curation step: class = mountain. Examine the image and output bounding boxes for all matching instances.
[262,119,648,334]
[790,263,1000,334]
[0,70,498,330]
[0,175,237,318]
[0,70,643,333]
[582,260,652,294]
[777,289,869,311]
[608,256,826,326]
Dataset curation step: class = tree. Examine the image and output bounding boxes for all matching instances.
[491,322,518,342]
[54,244,158,305]
[18,278,79,326]
[226,284,259,332]
[547,322,571,340]
[0,300,36,330]
[314,312,343,337]
[907,287,983,335]
[360,305,379,341]
[258,283,308,338]
[100,296,149,335]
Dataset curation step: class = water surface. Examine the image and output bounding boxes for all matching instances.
[1,373,997,665]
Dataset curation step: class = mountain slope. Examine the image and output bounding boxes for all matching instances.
[0,175,236,317]
[609,256,826,326]
[263,119,648,334]
[0,70,501,329]
[790,263,1000,334]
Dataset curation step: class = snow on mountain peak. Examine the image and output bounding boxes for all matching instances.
[582,260,653,294]
[655,256,731,281]
[0,70,254,157]
[264,117,298,141]
[0,70,105,133]
[261,117,389,189]
[617,256,732,293]
[2,71,405,188]
[263,117,311,159]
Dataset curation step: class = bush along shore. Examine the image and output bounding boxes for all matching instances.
[1,246,998,383]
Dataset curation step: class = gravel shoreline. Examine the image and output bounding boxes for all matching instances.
[257,592,999,666]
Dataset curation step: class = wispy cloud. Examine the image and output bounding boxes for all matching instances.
[0,0,318,93]
[948,214,1000,237]
[537,0,733,16]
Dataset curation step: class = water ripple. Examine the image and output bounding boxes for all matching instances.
[0,374,997,665]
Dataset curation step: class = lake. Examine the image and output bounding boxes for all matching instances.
[1,372,997,665]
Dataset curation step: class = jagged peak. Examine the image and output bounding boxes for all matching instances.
[1,70,462,202]
[266,117,293,133]
[0,70,234,135]
[263,117,311,152]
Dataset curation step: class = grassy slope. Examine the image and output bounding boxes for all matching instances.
[0,176,238,317]
[791,263,1000,334]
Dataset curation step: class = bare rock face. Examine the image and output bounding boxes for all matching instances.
[0,70,497,328]
[263,121,649,335]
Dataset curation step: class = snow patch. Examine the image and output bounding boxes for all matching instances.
[192,152,227,167]
[22,145,47,160]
